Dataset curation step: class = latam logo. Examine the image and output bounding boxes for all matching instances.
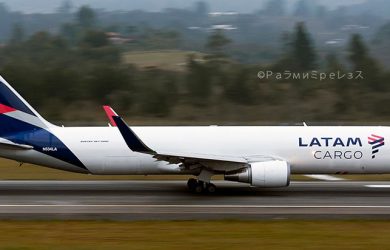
[368,135,385,159]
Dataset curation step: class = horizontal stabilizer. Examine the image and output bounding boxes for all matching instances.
[0,138,33,150]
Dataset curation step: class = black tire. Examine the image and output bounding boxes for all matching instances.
[194,181,204,193]
[206,183,217,193]
[187,178,198,192]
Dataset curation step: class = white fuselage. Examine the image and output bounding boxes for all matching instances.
[0,125,388,175]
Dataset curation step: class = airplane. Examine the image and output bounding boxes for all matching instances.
[0,74,388,193]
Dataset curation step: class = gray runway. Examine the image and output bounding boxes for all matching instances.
[0,180,390,220]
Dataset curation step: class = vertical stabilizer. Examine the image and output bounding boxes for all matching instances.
[0,75,53,130]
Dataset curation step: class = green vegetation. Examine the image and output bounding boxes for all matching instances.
[123,50,205,72]
[291,22,317,71]
[0,6,389,125]
[206,29,232,57]
[0,220,389,249]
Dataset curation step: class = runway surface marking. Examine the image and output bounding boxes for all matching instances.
[0,181,390,218]
[365,185,390,188]
[0,205,390,208]
[304,175,346,181]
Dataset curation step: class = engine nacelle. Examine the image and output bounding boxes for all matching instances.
[224,160,290,188]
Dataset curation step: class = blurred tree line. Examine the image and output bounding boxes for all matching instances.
[0,5,390,124]
[1,0,390,65]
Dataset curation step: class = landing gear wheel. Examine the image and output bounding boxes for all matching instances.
[206,183,217,193]
[194,181,204,193]
[187,178,197,192]
[187,178,216,194]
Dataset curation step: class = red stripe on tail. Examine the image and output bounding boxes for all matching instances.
[0,104,16,114]
[103,106,118,127]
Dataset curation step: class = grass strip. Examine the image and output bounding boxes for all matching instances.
[0,220,387,250]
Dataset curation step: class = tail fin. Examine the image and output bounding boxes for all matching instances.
[0,75,53,131]
[0,74,87,171]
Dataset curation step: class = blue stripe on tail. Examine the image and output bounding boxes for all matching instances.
[0,80,36,116]
[0,114,86,170]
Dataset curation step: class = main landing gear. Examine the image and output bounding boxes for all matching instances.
[187,178,217,193]
[187,169,217,193]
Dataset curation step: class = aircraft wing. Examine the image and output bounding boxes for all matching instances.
[112,114,277,173]
[151,152,248,172]
[103,105,118,127]
[0,138,33,150]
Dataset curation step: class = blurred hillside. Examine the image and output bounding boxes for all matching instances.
[0,0,369,14]
[0,2,389,125]
[0,1,389,65]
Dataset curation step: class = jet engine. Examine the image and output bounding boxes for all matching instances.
[224,160,290,188]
